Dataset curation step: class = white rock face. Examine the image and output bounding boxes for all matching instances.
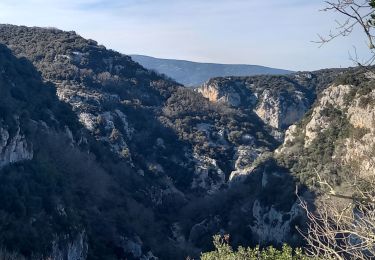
[78,109,134,161]
[191,153,225,194]
[249,199,301,244]
[255,90,281,129]
[56,83,135,161]
[304,84,351,146]
[233,146,260,170]
[196,123,228,146]
[198,82,241,107]
[275,125,298,154]
[279,84,352,151]
[199,82,308,131]
[255,89,308,129]
[340,89,375,178]
[229,167,255,183]
[115,109,134,139]
[78,113,97,132]
[56,86,120,113]
[348,91,375,129]
[0,126,33,168]
[279,83,375,179]
[51,232,88,260]
[229,146,263,182]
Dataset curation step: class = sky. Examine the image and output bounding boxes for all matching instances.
[0,0,371,71]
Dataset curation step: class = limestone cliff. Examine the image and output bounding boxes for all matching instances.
[0,123,33,168]
[303,85,351,146]
[198,80,244,107]
[255,89,308,129]
[197,71,343,131]
[277,69,375,185]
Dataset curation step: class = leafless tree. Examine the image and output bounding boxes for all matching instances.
[317,0,375,65]
[297,170,375,259]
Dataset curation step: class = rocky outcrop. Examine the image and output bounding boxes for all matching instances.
[0,24,180,176]
[304,84,351,146]
[51,232,88,260]
[0,125,33,168]
[197,81,243,107]
[57,82,134,161]
[255,89,308,129]
[249,199,302,244]
[228,146,264,182]
[192,153,226,194]
[274,125,298,154]
[278,84,352,152]
[341,88,375,178]
[196,73,338,131]
[278,79,375,180]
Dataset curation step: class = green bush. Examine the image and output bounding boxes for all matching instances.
[201,235,312,260]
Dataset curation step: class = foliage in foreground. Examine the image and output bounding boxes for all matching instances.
[201,235,312,260]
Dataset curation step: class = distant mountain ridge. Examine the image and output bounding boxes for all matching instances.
[130,54,294,86]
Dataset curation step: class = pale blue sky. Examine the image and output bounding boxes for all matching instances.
[0,0,370,71]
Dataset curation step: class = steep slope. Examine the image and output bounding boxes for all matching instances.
[0,25,293,258]
[0,24,190,185]
[0,43,91,259]
[0,25,283,195]
[198,70,346,131]
[197,67,375,258]
[0,41,193,260]
[0,24,351,259]
[131,54,293,86]
[276,68,375,189]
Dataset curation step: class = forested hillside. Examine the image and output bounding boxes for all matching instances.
[0,24,369,260]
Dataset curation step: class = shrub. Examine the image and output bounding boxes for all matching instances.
[201,235,312,260]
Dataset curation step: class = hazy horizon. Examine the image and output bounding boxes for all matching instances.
[130,54,296,69]
[0,0,370,71]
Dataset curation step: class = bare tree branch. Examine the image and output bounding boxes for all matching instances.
[296,169,375,259]
[317,0,375,65]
